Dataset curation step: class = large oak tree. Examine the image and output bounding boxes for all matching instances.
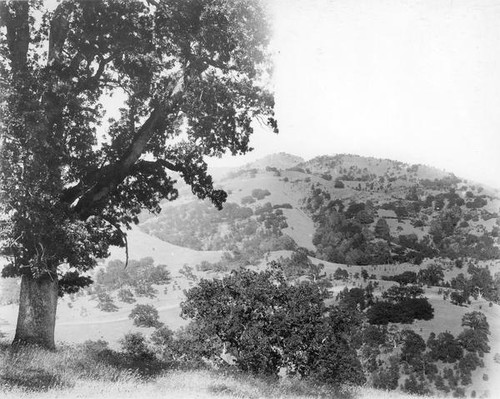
[0,0,276,349]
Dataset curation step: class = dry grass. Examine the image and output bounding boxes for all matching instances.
[0,341,358,399]
[1,340,488,399]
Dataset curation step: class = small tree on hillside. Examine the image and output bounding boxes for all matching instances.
[418,264,444,286]
[117,288,136,304]
[450,291,467,306]
[458,328,490,355]
[96,292,119,312]
[333,267,349,281]
[374,218,391,241]
[461,311,490,336]
[334,179,345,189]
[400,329,426,364]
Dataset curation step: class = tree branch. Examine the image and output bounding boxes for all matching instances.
[70,90,183,218]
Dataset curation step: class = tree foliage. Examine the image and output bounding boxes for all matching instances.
[400,329,426,364]
[129,304,162,328]
[427,331,463,363]
[382,284,424,302]
[418,264,444,286]
[461,311,490,336]
[367,298,433,325]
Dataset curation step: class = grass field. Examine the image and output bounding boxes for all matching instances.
[0,341,452,399]
[0,341,352,399]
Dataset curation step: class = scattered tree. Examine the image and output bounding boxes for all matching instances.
[400,329,426,364]
[461,311,490,336]
[418,264,444,286]
[117,288,136,304]
[450,291,467,306]
[96,292,119,312]
[374,218,391,241]
[129,304,162,328]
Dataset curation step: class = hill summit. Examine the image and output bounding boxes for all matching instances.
[241,152,305,171]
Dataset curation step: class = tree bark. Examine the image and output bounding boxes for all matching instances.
[13,272,58,350]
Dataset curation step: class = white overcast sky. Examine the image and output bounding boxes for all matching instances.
[211,0,500,189]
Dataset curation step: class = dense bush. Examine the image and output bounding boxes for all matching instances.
[120,332,155,360]
[334,179,345,188]
[367,298,433,325]
[181,265,365,385]
[251,188,271,200]
[450,291,467,306]
[129,304,162,328]
[381,271,417,285]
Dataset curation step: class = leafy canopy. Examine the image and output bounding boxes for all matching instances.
[0,0,276,293]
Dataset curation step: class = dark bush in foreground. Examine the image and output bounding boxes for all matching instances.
[181,264,365,386]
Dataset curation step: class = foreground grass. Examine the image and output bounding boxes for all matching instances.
[0,341,358,399]
[0,341,443,399]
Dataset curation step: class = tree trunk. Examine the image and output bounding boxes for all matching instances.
[13,272,58,349]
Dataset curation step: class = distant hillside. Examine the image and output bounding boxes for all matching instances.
[139,152,500,270]
[240,152,305,171]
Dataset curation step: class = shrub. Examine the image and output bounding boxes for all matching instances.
[382,285,424,302]
[367,298,433,325]
[333,267,349,280]
[150,326,175,361]
[450,291,467,306]
[96,292,119,312]
[273,203,293,209]
[402,373,429,395]
[251,188,271,200]
[117,288,136,303]
[372,357,399,390]
[133,282,158,298]
[241,195,256,205]
[181,265,365,385]
[129,304,162,328]
[120,332,154,360]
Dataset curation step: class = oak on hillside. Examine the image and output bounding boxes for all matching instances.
[0,0,276,349]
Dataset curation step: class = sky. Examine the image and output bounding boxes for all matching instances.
[210,0,500,189]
